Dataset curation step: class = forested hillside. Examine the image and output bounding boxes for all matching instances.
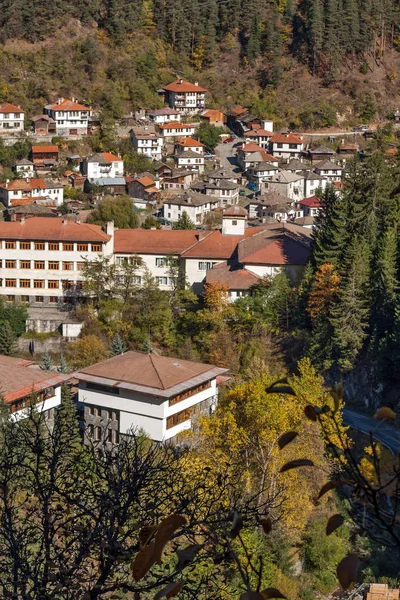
[1,0,400,126]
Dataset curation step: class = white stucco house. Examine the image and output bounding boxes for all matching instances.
[130,128,164,161]
[83,152,124,181]
[0,103,24,134]
[0,178,64,208]
[149,108,180,125]
[43,98,92,136]
[269,133,304,159]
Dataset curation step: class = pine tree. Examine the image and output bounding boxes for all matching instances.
[0,321,16,356]
[40,351,53,371]
[246,15,261,61]
[142,338,153,354]
[312,184,348,268]
[172,211,195,230]
[58,355,69,374]
[109,334,128,357]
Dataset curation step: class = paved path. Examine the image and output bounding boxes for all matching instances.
[297,131,366,138]
[343,408,400,454]
[215,141,241,175]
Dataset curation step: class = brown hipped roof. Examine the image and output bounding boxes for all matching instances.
[32,145,59,153]
[0,103,24,114]
[114,229,201,254]
[206,262,260,290]
[270,133,304,144]
[162,79,207,93]
[47,98,91,112]
[0,217,110,242]
[78,350,226,396]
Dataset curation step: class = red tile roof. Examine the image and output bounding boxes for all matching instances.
[0,360,69,404]
[206,262,260,290]
[32,145,59,153]
[162,79,207,93]
[102,152,122,162]
[47,98,91,112]
[181,227,266,260]
[0,217,110,242]
[176,137,205,147]
[0,103,24,114]
[239,228,311,266]
[223,205,248,217]
[114,229,201,254]
[260,151,277,162]
[159,121,194,130]
[270,133,304,144]
[230,105,248,116]
[240,142,264,153]
[299,196,321,208]
[137,176,156,187]
[246,129,274,137]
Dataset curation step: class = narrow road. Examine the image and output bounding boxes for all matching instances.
[343,408,400,454]
[215,141,240,175]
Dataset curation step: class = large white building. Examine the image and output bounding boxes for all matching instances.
[83,152,124,181]
[0,218,112,306]
[130,129,163,161]
[0,178,64,208]
[43,98,92,136]
[159,79,207,113]
[0,103,24,134]
[269,133,304,159]
[77,351,227,442]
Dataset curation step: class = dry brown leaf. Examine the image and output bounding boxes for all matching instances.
[304,405,318,422]
[261,589,287,599]
[139,524,159,547]
[278,431,298,450]
[337,554,360,589]
[326,514,345,535]
[260,516,272,534]
[280,459,314,473]
[317,480,341,499]
[374,407,397,421]
[153,514,187,563]
[132,543,156,581]
[154,581,185,599]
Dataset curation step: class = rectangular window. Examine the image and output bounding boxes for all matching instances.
[155,257,165,267]
[77,262,85,271]
[134,276,141,284]
[5,241,16,249]
[34,280,45,288]
[49,261,59,270]
[34,261,45,270]
[63,243,74,251]
[20,242,31,250]
[169,381,212,406]
[87,424,94,438]
[20,260,31,269]
[289,144,298,149]
[277,143,283,149]
[77,243,88,252]
[6,295,15,302]
[91,244,101,252]
[198,262,212,270]
[49,296,58,303]
[5,260,16,268]
[35,242,45,250]
[48,280,59,289]
[62,262,73,271]
[49,243,59,251]
[20,279,30,288]
[5,279,16,287]
[20,295,29,303]
[155,276,168,286]
[166,408,192,430]
[112,430,119,444]
[94,427,101,441]
[85,382,119,395]
[35,296,44,303]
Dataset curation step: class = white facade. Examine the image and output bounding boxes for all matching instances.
[163,197,217,224]
[150,111,181,125]
[44,98,91,136]
[303,175,327,198]
[78,377,218,442]
[264,171,305,201]
[0,105,24,133]
[175,153,204,173]
[247,163,279,186]
[15,162,35,179]
[314,164,343,182]
[159,123,196,138]
[85,155,124,180]
[130,129,163,160]
[11,387,62,422]
[270,137,304,159]
[114,253,177,291]
[0,180,64,208]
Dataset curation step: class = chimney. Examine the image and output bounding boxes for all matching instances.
[76,218,81,224]
[20,217,25,225]
[179,78,183,84]
[62,219,68,225]
[197,231,208,241]
[58,97,64,105]
[5,179,9,189]
[194,81,198,86]
[105,220,114,237]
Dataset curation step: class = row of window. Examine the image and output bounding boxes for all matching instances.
[169,381,211,407]
[87,425,119,444]
[0,260,86,270]
[10,387,55,413]
[166,407,192,430]
[198,261,218,271]
[2,279,84,289]
[1,241,102,251]
[5,295,58,303]
[155,276,175,286]
[87,405,118,420]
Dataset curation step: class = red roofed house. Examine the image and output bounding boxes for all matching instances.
[128,175,160,208]
[149,107,180,125]
[159,79,207,113]
[44,97,92,136]
[0,178,64,208]
[298,196,321,217]
[32,145,59,168]
[237,142,279,171]
[175,137,205,155]
[200,109,227,127]
[0,103,24,134]
[83,152,124,180]
[270,133,304,159]
[158,121,196,138]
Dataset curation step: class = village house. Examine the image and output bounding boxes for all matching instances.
[263,170,305,201]
[0,218,113,306]
[281,158,308,173]
[161,170,196,191]
[5,203,59,222]
[174,150,205,174]
[130,128,164,161]
[86,178,127,195]
[153,161,172,178]
[244,123,274,149]
[43,98,92,136]
[233,113,263,136]
[0,103,24,134]
[128,175,160,208]
[200,109,227,128]
[300,170,328,198]
[247,161,280,189]
[77,351,228,442]
[32,145,59,169]
[83,152,124,181]
[307,145,336,163]
[337,141,359,156]
[162,190,218,223]
[175,137,205,154]
[270,133,304,159]
[158,122,196,138]
[31,114,56,135]
[191,175,239,208]
[14,159,35,179]
[237,143,278,171]
[149,107,180,125]
[0,355,69,423]
[0,178,64,208]
[246,192,293,222]
[313,160,344,182]
[226,105,249,133]
[297,195,321,218]
[158,79,207,113]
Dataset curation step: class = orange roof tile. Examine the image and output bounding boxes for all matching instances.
[137,176,156,187]
[162,79,207,93]
[240,142,264,153]
[0,217,110,242]
[0,103,24,113]
[176,137,205,147]
[246,129,274,137]
[206,262,260,290]
[270,133,304,144]
[114,229,202,254]
[32,145,59,153]
[102,152,122,162]
[159,121,194,130]
[47,98,91,112]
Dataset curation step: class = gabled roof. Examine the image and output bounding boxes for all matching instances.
[175,149,203,159]
[87,152,122,163]
[0,103,24,114]
[114,228,201,254]
[248,161,278,172]
[46,98,91,112]
[176,137,204,147]
[159,121,194,130]
[136,175,156,187]
[269,170,304,183]
[149,107,179,116]
[0,217,110,242]
[0,361,69,404]
[314,159,343,170]
[162,79,207,93]
[206,261,260,290]
[229,105,248,117]
[239,142,264,153]
[299,196,321,207]
[238,225,311,266]
[300,170,326,181]
[309,145,335,155]
[201,109,226,118]
[246,129,274,138]
[223,205,248,217]
[32,114,55,122]
[32,145,59,153]
[15,158,34,166]
[270,133,304,144]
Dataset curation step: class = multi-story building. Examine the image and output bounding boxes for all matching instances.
[43,98,92,136]
[149,107,180,125]
[269,133,304,159]
[162,191,217,224]
[158,122,196,138]
[0,178,64,208]
[175,137,204,155]
[32,145,59,169]
[130,129,163,161]
[0,103,24,134]
[174,150,205,174]
[313,160,343,182]
[159,79,207,113]
[77,351,227,441]
[0,218,113,306]
[83,152,124,181]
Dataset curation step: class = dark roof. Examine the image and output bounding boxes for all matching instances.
[314,160,343,170]
[223,205,248,217]
[309,145,335,155]
[206,261,260,290]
